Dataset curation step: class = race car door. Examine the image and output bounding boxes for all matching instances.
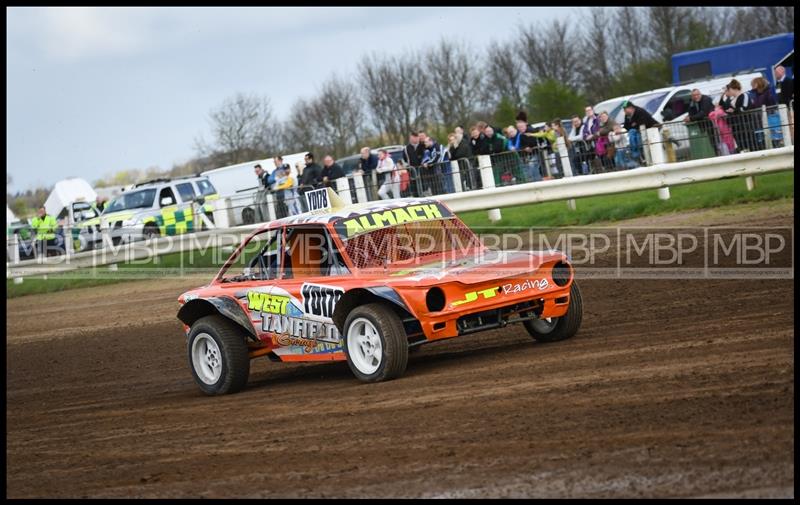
[272,224,350,360]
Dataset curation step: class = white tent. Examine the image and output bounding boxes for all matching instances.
[44,178,97,219]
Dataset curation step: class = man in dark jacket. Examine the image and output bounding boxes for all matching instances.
[684,89,717,155]
[775,65,793,109]
[622,101,659,164]
[321,155,345,188]
[484,125,507,154]
[299,152,323,210]
[403,132,426,168]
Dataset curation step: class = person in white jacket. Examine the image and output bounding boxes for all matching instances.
[376,149,400,200]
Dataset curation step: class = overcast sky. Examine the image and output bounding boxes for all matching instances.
[6,6,579,192]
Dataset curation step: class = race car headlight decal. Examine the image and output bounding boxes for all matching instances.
[426,287,446,312]
[551,261,572,287]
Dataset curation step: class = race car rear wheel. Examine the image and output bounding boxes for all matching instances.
[524,281,583,343]
[187,315,250,395]
[343,303,408,383]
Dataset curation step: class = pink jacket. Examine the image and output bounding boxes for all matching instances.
[708,106,736,154]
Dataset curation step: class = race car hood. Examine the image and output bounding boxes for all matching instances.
[383,250,568,286]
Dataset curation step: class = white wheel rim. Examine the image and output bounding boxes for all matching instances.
[531,317,557,334]
[192,333,222,385]
[347,317,383,375]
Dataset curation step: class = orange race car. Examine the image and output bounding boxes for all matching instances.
[177,188,583,395]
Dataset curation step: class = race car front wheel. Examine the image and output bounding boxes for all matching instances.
[188,315,250,395]
[524,281,583,343]
[343,303,409,383]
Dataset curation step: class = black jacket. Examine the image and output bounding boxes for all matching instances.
[623,105,659,131]
[449,138,473,160]
[470,133,489,155]
[300,162,323,188]
[359,153,378,174]
[321,163,344,186]
[404,143,425,167]
[777,76,794,107]
[687,95,714,122]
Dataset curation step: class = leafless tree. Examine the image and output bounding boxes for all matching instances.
[279,97,321,156]
[484,39,526,109]
[614,7,648,66]
[520,19,580,89]
[313,75,367,158]
[426,39,483,130]
[358,51,430,144]
[195,93,274,166]
[577,8,617,104]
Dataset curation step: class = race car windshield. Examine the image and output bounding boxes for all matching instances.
[340,218,481,270]
[104,189,157,214]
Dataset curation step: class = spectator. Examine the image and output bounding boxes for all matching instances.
[469,125,488,155]
[723,79,754,153]
[608,123,638,170]
[376,148,400,200]
[395,159,411,197]
[774,65,794,108]
[358,146,379,200]
[708,99,736,156]
[321,155,345,188]
[749,76,777,109]
[567,115,590,175]
[622,100,659,163]
[95,196,107,212]
[483,125,508,154]
[272,156,290,218]
[421,135,452,196]
[595,111,617,170]
[530,123,559,177]
[299,152,323,207]
[449,129,472,160]
[516,111,536,133]
[581,106,601,142]
[550,119,571,174]
[403,131,426,168]
[418,130,429,146]
[684,88,718,155]
[253,163,270,222]
[273,164,302,216]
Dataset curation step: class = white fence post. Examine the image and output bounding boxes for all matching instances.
[478,155,501,222]
[745,176,756,191]
[778,104,792,147]
[64,226,74,256]
[265,192,276,222]
[353,173,368,203]
[336,177,353,205]
[647,127,670,200]
[450,160,463,193]
[556,137,576,211]
[212,197,232,229]
[8,234,20,264]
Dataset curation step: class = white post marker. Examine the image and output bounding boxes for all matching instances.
[450,160,463,193]
[556,137,576,211]
[777,104,792,147]
[478,155,501,222]
[64,226,74,256]
[647,127,670,201]
[745,176,756,191]
[353,173,368,203]
[761,105,772,150]
[212,197,232,229]
[335,177,353,205]
[265,192,276,222]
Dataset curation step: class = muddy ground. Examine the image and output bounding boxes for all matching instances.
[6,201,794,498]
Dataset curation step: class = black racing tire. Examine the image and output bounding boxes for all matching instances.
[143,223,160,240]
[343,303,409,383]
[523,281,583,343]
[187,315,250,395]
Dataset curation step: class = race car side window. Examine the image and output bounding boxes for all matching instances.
[224,229,281,282]
[282,226,349,280]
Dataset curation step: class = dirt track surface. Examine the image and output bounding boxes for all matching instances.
[6,202,794,498]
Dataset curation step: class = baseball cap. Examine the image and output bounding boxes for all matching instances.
[622,100,633,108]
